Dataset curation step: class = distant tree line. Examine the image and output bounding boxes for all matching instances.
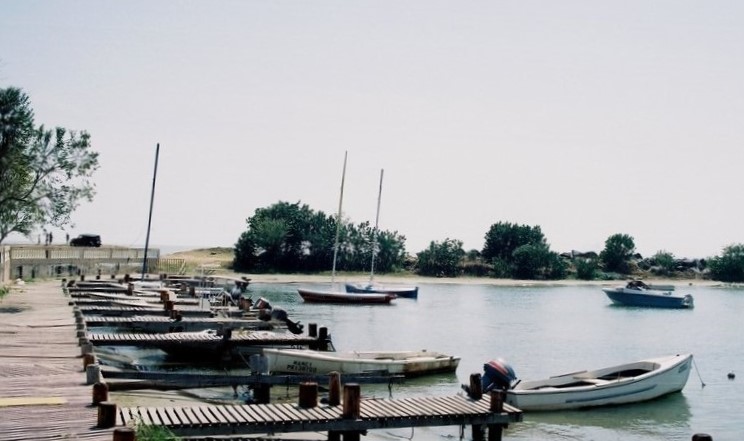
[234,202,744,283]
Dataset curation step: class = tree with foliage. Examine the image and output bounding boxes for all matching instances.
[0,87,99,243]
[574,257,598,280]
[599,233,636,274]
[708,244,744,283]
[511,243,567,280]
[482,222,547,264]
[651,250,675,276]
[415,238,465,277]
[233,201,408,274]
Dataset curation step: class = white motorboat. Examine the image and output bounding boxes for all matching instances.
[262,348,460,377]
[471,353,693,411]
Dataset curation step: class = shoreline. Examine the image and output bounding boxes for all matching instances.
[239,273,721,288]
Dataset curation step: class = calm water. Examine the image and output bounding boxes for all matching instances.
[109,282,744,440]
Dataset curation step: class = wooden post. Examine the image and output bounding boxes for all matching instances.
[80,274,85,281]
[97,401,117,428]
[328,432,341,441]
[342,384,361,419]
[126,283,133,296]
[488,390,505,441]
[309,323,318,337]
[299,382,318,408]
[328,371,341,406]
[124,273,130,283]
[469,373,483,400]
[93,382,109,404]
[86,363,101,385]
[83,353,96,370]
[165,300,175,311]
[113,427,135,441]
[692,435,713,441]
[253,384,271,404]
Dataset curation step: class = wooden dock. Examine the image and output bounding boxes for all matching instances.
[111,393,522,438]
[85,315,277,333]
[0,281,112,440]
[1,280,525,441]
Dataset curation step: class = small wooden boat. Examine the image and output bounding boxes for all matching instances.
[298,288,396,304]
[262,348,460,377]
[345,283,419,299]
[602,281,693,309]
[472,353,693,411]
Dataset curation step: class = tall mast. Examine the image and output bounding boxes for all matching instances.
[141,143,159,279]
[331,151,348,284]
[369,168,384,283]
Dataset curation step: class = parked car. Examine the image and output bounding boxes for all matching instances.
[70,234,102,247]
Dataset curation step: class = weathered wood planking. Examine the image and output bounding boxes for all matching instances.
[118,394,522,437]
[0,281,113,440]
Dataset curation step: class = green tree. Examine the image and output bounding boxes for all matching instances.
[482,222,547,264]
[511,244,567,280]
[575,258,598,280]
[0,87,99,243]
[415,238,465,277]
[233,201,407,274]
[651,250,675,276]
[708,244,744,283]
[600,233,636,274]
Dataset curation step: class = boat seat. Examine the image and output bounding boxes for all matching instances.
[575,378,611,385]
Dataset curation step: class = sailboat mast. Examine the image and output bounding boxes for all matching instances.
[369,168,384,283]
[331,151,348,283]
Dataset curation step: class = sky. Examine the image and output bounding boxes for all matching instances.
[1,1,743,259]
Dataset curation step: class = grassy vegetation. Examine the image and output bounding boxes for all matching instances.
[0,285,8,300]
[132,419,180,440]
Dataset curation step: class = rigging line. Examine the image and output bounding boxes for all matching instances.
[692,357,706,387]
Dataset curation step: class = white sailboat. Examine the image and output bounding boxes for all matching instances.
[345,169,418,298]
[297,153,396,304]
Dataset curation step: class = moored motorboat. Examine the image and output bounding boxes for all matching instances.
[602,280,693,309]
[263,348,460,377]
[298,288,396,304]
[345,283,418,299]
[467,353,693,411]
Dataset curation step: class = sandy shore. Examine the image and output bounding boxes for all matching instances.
[243,273,719,288]
[162,247,720,288]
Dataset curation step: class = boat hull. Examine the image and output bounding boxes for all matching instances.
[506,353,693,411]
[263,348,460,377]
[345,283,418,299]
[298,288,395,304]
[603,288,693,309]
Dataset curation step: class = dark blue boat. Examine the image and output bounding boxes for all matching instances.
[602,281,693,309]
[345,282,419,299]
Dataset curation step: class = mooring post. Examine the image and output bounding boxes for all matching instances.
[83,353,96,370]
[309,323,318,337]
[253,383,271,404]
[469,373,483,400]
[112,427,135,441]
[488,390,505,441]
[328,371,341,406]
[86,363,101,385]
[93,382,109,404]
[342,383,363,439]
[97,401,117,428]
[126,283,133,296]
[692,435,713,441]
[299,382,318,408]
[342,384,361,419]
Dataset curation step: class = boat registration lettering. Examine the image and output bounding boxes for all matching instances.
[287,360,317,374]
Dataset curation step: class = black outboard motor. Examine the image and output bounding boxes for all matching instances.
[482,359,518,392]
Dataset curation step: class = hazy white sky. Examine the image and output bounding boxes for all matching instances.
[2,1,743,258]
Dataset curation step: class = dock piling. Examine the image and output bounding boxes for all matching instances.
[97,401,117,428]
[299,382,318,408]
[92,382,109,404]
[329,371,341,405]
[112,427,135,441]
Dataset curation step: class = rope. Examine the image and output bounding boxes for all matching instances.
[692,357,706,387]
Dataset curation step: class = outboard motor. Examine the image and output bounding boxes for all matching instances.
[482,359,518,392]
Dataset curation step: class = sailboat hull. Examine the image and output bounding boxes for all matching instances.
[298,288,395,304]
[345,283,418,299]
